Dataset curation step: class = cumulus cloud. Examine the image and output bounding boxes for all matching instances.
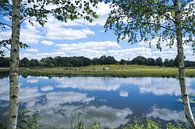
[147,106,186,123]
[54,77,121,91]
[40,86,54,92]
[53,77,195,96]
[119,91,128,97]
[0,31,11,40]
[81,105,132,129]
[27,79,39,84]
[40,40,54,46]
[56,41,120,51]
[22,41,121,59]
[45,27,95,40]
[140,37,195,61]
[127,77,195,96]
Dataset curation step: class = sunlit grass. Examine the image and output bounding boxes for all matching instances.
[16,65,195,77]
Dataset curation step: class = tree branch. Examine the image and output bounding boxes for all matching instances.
[0,22,11,28]
[179,0,192,12]
[20,16,32,25]
[163,13,175,22]
[142,22,176,32]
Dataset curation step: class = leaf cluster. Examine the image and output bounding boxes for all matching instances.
[0,39,28,56]
[105,0,194,50]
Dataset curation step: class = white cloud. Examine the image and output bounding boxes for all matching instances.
[40,86,54,92]
[42,16,95,40]
[53,77,195,96]
[53,41,121,59]
[119,91,128,97]
[46,27,95,40]
[41,40,54,46]
[147,106,186,122]
[56,41,120,51]
[140,37,195,61]
[22,41,121,59]
[27,79,39,84]
[0,31,11,40]
[27,48,38,53]
[81,105,132,129]
[126,77,195,96]
[0,21,42,44]
[54,77,121,91]
[86,2,111,26]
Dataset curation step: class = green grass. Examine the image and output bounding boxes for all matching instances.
[1,65,195,77]
[0,68,9,72]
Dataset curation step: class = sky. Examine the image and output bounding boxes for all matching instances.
[0,2,194,61]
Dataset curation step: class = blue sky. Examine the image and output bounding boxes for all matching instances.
[0,2,194,61]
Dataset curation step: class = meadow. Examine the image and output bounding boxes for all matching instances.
[0,65,194,77]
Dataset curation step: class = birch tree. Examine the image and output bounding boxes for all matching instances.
[0,0,98,129]
[105,0,195,128]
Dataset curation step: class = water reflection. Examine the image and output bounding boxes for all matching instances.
[147,106,186,123]
[0,76,195,128]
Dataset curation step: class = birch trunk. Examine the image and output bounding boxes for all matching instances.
[7,0,20,129]
[174,0,195,128]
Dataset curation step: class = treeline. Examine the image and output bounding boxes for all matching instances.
[0,55,195,67]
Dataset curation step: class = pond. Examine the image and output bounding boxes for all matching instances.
[0,75,195,129]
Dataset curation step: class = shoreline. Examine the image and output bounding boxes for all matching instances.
[1,65,195,77]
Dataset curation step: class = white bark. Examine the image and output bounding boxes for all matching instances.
[7,0,20,129]
[174,0,195,128]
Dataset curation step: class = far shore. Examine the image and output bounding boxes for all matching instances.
[1,65,195,77]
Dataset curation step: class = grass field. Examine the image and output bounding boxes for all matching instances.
[1,65,195,77]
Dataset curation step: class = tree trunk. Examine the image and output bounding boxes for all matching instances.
[7,0,20,129]
[174,0,195,128]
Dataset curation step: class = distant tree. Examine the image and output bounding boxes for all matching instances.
[106,56,117,64]
[92,58,100,65]
[99,55,117,64]
[155,57,163,66]
[41,57,54,67]
[53,56,62,67]
[29,59,40,67]
[105,0,195,126]
[99,55,107,64]
[164,59,170,67]
[147,58,155,66]
[169,59,175,67]
[80,56,91,66]
[131,56,147,65]
[0,57,9,67]
[119,59,127,65]
[20,58,29,67]
[185,61,195,67]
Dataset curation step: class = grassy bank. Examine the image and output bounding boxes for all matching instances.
[0,65,194,77]
[0,68,9,72]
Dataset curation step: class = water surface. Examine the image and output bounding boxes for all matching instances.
[0,75,195,128]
